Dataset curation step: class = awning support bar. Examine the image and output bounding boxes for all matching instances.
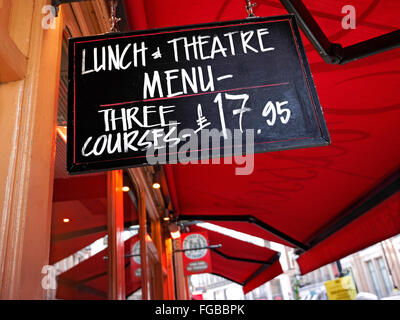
[304,170,400,250]
[180,171,399,255]
[179,214,309,251]
[211,248,279,266]
[173,244,222,253]
[280,0,400,64]
[242,252,281,286]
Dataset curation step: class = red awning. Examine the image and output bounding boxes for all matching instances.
[297,192,400,274]
[123,0,400,274]
[56,235,141,300]
[188,225,283,294]
[50,172,138,264]
[209,221,295,248]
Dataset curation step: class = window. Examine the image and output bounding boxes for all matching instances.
[366,260,382,298]
[321,266,330,281]
[287,250,296,270]
[316,268,322,282]
[270,279,283,300]
[376,257,393,296]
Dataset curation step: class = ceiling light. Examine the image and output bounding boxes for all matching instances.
[122,186,130,192]
[152,167,161,189]
[63,218,70,223]
[152,182,161,189]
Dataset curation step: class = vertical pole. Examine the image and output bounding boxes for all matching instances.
[336,260,343,277]
[151,220,165,299]
[185,276,191,299]
[165,237,176,299]
[138,187,149,300]
[173,239,188,300]
[107,170,125,300]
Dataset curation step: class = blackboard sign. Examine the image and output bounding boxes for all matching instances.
[67,15,330,174]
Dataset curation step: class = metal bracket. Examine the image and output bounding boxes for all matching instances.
[179,214,309,251]
[304,170,400,249]
[245,0,258,18]
[173,244,222,253]
[103,253,140,260]
[242,252,281,286]
[279,0,400,64]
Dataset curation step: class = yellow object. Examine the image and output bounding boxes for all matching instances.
[324,276,357,300]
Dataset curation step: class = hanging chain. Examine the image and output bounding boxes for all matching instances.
[245,0,257,18]
[109,0,121,32]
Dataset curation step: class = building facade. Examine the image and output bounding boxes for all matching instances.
[190,234,400,300]
[0,0,399,301]
[341,235,400,299]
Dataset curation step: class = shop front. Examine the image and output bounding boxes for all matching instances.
[0,0,399,300]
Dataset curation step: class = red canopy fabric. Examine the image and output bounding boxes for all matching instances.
[203,221,295,247]
[56,235,141,300]
[124,0,400,274]
[297,192,400,274]
[50,174,138,264]
[189,225,283,294]
[50,231,107,265]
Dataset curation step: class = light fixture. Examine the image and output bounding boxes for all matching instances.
[152,167,161,189]
[63,218,70,223]
[122,186,130,192]
[163,209,170,222]
[152,182,161,189]
[168,223,181,239]
[170,230,181,240]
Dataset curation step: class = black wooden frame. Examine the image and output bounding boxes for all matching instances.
[279,0,400,64]
[67,15,330,174]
